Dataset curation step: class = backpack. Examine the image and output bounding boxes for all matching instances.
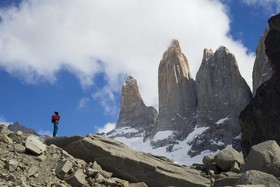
[51,115,57,123]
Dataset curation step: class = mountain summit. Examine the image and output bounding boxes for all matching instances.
[107,39,255,165]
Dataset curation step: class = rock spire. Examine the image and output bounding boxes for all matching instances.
[153,39,197,137]
[115,76,157,130]
[189,46,252,156]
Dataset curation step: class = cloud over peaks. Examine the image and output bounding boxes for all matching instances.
[0,0,255,110]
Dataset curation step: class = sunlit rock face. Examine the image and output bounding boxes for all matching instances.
[112,76,158,139]
[189,46,252,156]
[152,39,197,140]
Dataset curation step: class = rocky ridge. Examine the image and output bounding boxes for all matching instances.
[2,123,280,187]
[0,124,147,187]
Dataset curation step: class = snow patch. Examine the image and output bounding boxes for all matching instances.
[153,130,173,141]
[216,117,229,125]
[186,126,209,143]
[108,127,139,136]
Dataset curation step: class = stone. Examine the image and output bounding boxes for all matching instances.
[14,144,26,153]
[65,169,87,186]
[240,13,280,157]
[202,154,214,166]
[0,134,13,144]
[0,125,11,135]
[214,147,244,172]
[243,140,280,177]
[25,135,46,155]
[46,134,210,187]
[153,39,197,136]
[27,166,38,177]
[95,173,105,183]
[234,170,280,186]
[8,159,18,172]
[56,160,73,179]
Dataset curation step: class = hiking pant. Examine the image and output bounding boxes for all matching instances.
[53,123,58,137]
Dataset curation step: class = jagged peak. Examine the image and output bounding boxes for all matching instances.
[123,75,137,87]
[168,39,181,51]
[216,46,230,55]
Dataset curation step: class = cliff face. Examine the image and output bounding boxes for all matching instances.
[240,13,280,157]
[153,39,197,137]
[111,76,157,139]
[252,29,273,96]
[188,47,252,156]
[196,47,252,123]
[108,39,254,159]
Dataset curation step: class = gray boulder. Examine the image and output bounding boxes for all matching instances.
[46,134,210,187]
[234,170,280,186]
[214,147,244,172]
[243,140,280,177]
[25,135,46,155]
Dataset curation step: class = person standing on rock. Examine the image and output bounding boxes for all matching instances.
[51,111,60,137]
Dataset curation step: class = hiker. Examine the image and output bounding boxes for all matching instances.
[51,111,60,137]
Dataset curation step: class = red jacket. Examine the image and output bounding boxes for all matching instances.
[52,114,60,124]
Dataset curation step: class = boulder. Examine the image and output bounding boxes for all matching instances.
[243,140,280,177]
[234,170,280,186]
[56,160,73,179]
[46,134,210,187]
[65,169,87,187]
[214,147,244,172]
[25,135,46,155]
[0,134,13,144]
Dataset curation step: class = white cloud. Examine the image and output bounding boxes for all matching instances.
[92,86,118,116]
[78,97,90,109]
[0,115,12,126]
[97,122,116,133]
[242,0,280,14]
[0,0,256,111]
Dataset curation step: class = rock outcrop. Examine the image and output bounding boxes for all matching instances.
[201,140,280,187]
[189,47,252,156]
[0,125,146,187]
[152,39,197,139]
[110,76,158,139]
[252,29,272,96]
[46,134,210,187]
[240,13,280,157]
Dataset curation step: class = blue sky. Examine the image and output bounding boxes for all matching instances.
[0,0,278,136]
